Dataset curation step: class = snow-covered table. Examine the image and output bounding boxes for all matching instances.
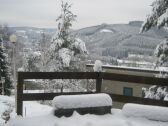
[52,93,112,117]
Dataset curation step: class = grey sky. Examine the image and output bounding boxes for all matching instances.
[0,0,154,29]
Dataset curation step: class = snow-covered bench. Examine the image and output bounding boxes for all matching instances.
[122,103,168,122]
[52,93,112,117]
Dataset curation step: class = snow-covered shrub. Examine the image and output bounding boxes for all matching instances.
[93,60,103,72]
[122,103,168,122]
[164,94,168,101]
[22,51,42,72]
[142,86,168,100]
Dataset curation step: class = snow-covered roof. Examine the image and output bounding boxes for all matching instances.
[86,64,168,73]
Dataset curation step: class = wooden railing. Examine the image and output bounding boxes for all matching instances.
[17,72,168,116]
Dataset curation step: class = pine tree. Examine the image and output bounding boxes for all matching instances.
[141,0,168,100]
[141,0,168,67]
[0,38,12,95]
[47,0,87,72]
[141,0,168,32]
[45,1,88,92]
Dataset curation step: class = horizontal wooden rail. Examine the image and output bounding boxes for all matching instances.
[102,73,168,86]
[18,72,99,79]
[18,72,168,86]
[108,93,168,107]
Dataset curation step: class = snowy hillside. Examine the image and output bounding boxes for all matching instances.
[74,21,168,58]
[8,21,168,60]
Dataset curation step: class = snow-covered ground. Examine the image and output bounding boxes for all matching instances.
[0,95,15,124]
[99,29,113,33]
[0,95,52,125]
[1,95,168,126]
[22,101,53,118]
[7,109,168,126]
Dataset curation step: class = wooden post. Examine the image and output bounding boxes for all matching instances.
[96,72,102,93]
[0,82,2,94]
[17,73,23,116]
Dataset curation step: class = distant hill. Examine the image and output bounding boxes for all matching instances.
[9,27,56,33]
[8,21,168,60]
[74,21,168,59]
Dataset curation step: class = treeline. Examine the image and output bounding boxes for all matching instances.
[102,47,154,59]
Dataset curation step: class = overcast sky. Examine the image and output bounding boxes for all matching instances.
[0,0,154,29]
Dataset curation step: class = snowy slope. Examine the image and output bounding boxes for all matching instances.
[74,21,168,58]
[9,21,167,59]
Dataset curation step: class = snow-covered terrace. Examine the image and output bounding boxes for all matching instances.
[3,70,168,126]
[16,71,168,115]
[7,108,168,126]
[2,95,168,126]
[0,94,168,126]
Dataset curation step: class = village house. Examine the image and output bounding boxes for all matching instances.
[86,64,163,108]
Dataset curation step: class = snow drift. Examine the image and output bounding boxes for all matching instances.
[52,93,112,109]
[122,103,168,122]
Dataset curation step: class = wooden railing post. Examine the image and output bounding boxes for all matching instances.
[96,72,102,93]
[17,73,23,116]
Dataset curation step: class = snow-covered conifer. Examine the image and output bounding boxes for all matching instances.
[47,1,87,71]
[141,0,168,100]
[44,1,88,92]
[141,0,168,32]
[0,38,12,95]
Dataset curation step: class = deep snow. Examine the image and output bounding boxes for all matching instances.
[1,95,168,126]
[52,93,112,109]
[7,109,168,126]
